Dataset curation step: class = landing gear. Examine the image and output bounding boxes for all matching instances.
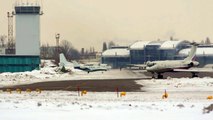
[157,74,163,79]
[192,72,198,78]
[151,73,164,79]
[151,72,155,78]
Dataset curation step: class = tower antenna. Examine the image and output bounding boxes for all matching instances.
[7,12,14,54]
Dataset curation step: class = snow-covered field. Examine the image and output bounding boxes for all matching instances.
[0,91,213,120]
[137,77,213,92]
[0,61,213,120]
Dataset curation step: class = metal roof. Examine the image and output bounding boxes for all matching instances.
[102,48,129,57]
[146,40,165,46]
[179,47,213,56]
[129,41,150,50]
[160,40,186,49]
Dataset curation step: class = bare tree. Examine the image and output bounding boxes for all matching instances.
[60,40,72,58]
[102,42,107,52]
[108,41,116,49]
[200,40,205,44]
[0,35,7,47]
[60,40,80,60]
[68,48,81,60]
[205,37,211,44]
[40,43,50,59]
[81,48,85,55]
[92,47,95,53]
[6,37,15,54]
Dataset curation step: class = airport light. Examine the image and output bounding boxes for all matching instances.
[26,88,32,93]
[81,90,87,96]
[36,88,42,93]
[16,88,22,94]
[120,92,126,97]
[162,90,168,99]
[207,96,213,100]
[6,89,12,94]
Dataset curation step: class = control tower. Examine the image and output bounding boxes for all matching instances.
[14,3,43,55]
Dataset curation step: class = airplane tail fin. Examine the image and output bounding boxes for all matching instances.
[59,53,68,67]
[184,42,198,62]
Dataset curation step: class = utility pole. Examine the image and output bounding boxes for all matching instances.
[55,33,60,63]
[7,12,14,54]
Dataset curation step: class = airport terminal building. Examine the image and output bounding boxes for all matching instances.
[102,39,213,68]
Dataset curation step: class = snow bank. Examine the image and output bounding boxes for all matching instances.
[0,66,144,87]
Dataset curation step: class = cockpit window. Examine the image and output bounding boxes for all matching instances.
[146,62,156,67]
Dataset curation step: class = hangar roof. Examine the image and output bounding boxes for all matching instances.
[102,48,129,57]
[129,41,151,50]
[147,40,165,46]
[179,47,213,56]
[160,40,186,49]
[129,40,188,50]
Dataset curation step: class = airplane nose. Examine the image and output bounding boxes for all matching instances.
[146,66,155,72]
[146,67,151,71]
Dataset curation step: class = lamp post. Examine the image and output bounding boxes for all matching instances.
[55,33,60,63]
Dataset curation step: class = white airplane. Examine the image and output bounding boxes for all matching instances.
[145,42,202,78]
[59,53,110,73]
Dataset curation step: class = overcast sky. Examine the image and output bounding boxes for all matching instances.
[1,0,213,51]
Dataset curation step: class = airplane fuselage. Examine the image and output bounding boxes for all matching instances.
[74,64,108,73]
[146,60,197,73]
[142,43,201,78]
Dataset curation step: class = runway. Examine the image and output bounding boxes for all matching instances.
[144,71,213,78]
[0,78,147,92]
[1,69,213,92]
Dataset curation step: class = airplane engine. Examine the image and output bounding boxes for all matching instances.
[188,61,199,67]
[192,61,199,66]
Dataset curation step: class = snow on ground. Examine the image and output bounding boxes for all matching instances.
[0,68,142,87]
[0,61,144,87]
[137,77,213,92]
[1,62,213,120]
[0,91,213,120]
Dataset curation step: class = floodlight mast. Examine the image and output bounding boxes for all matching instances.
[7,12,14,54]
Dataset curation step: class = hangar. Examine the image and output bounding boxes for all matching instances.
[101,47,130,68]
[159,40,190,60]
[129,39,190,64]
[102,40,192,68]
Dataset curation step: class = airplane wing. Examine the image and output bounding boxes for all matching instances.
[173,68,213,73]
[126,64,146,69]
